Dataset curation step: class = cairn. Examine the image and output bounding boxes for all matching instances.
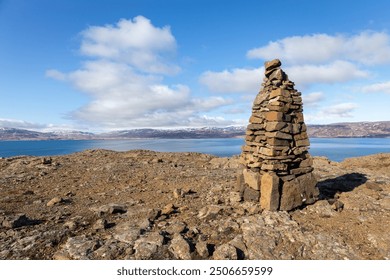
[238,59,319,211]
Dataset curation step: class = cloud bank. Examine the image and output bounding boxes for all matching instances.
[247,31,390,65]
[47,16,233,129]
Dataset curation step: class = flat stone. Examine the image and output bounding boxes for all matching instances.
[47,197,63,207]
[261,163,288,171]
[295,112,304,123]
[265,131,292,140]
[169,234,191,260]
[247,123,264,130]
[268,69,285,81]
[265,122,287,132]
[198,205,223,220]
[269,88,290,99]
[264,59,281,72]
[213,243,238,260]
[259,147,278,157]
[147,208,161,221]
[161,203,175,215]
[299,156,313,168]
[92,219,108,230]
[90,203,127,216]
[279,172,318,211]
[64,235,99,260]
[134,232,164,260]
[243,187,260,202]
[166,221,187,235]
[265,111,284,122]
[253,92,269,106]
[242,169,261,190]
[294,131,309,140]
[267,138,290,146]
[249,115,263,124]
[290,167,313,175]
[260,173,280,211]
[296,139,310,147]
[113,222,140,244]
[173,188,183,199]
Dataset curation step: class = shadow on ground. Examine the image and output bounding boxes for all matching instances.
[317,173,368,199]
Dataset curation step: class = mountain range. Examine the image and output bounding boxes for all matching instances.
[1,121,390,140]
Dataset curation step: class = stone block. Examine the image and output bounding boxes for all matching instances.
[292,123,301,134]
[249,115,263,124]
[264,59,281,72]
[259,147,278,157]
[296,139,310,147]
[295,112,304,123]
[261,163,288,171]
[265,122,286,132]
[243,187,260,202]
[247,123,263,130]
[245,135,255,142]
[265,131,292,140]
[269,69,285,81]
[294,131,308,140]
[253,92,269,106]
[248,162,262,168]
[260,173,280,211]
[290,167,314,175]
[242,145,255,152]
[268,105,284,112]
[265,111,284,122]
[299,156,313,168]
[235,172,245,193]
[266,137,290,146]
[243,169,261,190]
[279,173,318,211]
[269,88,290,99]
[254,135,266,142]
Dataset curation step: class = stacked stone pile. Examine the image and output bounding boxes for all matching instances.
[239,59,319,211]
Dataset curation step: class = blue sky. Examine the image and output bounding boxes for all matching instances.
[1,0,390,132]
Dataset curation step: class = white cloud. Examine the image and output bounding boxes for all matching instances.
[47,16,233,129]
[303,92,324,107]
[304,102,359,123]
[0,118,81,132]
[199,67,262,93]
[361,81,390,94]
[80,16,179,75]
[323,103,358,118]
[247,31,390,65]
[286,60,369,87]
[58,60,232,128]
[0,118,47,130]
[200,60,368,92]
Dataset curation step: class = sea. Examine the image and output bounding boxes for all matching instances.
[1,138,390,162]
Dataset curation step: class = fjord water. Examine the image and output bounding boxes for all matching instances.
[1,138,390,162]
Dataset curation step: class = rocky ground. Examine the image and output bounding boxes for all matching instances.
[0,149,389,260]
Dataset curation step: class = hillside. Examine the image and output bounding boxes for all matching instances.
[308,121,390,138]
[1,121,390,140]
[0,150,389,260]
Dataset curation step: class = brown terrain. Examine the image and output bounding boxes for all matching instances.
[0,149,389,260]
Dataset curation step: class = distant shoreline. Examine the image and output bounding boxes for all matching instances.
[1,121,390,140]
[1,135,390,141]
